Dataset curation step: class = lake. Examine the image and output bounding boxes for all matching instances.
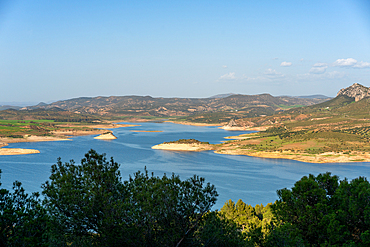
[1,122,370,209]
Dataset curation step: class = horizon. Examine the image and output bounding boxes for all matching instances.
[0,92,334,107]
[1,0,369,102]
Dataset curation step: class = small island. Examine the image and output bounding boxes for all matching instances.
[0,148,40,155]
[152,139,214,151]
[94,132,117,140]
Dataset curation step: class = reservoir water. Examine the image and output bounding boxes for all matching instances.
[1,122,370,209]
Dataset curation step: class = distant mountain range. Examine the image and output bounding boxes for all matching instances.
[0,105,22,111]
[1,84,369,124]
[18,93,330,118]
[209,93,331,99]
[208,93,236,98]
[294,95,331,99]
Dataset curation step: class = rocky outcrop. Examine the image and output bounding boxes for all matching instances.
[220,119,258,131]
[227,119,238,127]
[337,83,370,101]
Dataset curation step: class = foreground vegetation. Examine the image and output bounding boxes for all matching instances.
[1,150,370,246]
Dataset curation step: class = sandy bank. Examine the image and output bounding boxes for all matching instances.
[0,135,70,146]
[152,143,214,151]
[0,148,40,155]
[94,132,117,140]
[165,121,223,127]
[58,123,138,129]
[90,123,138,129]
[219,126,269,131]
[130,130,163,132]
[152,142,370,162]
[215,149,370,163]
[220,126,248,131]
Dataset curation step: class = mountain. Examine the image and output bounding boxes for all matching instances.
[208,93,236,98]
[296,83,370,114]
[295,95,331,99]
[231,83,370,128]
[23,94,330,118]
[336,83,370,101]
[0,105,22,111]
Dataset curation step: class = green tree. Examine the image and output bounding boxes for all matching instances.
[263,223,304,247]
[0,170,48,246]
[123,169,218,246]
[220,199,276,246]
[42,149,219,246]
[42,149,127,246]
[194,211,250,247]
[272,172,339,246]
[327,176,370,246]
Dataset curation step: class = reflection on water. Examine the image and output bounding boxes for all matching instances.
[1,122,370,209]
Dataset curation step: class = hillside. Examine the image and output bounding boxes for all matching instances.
[209,83,370,162]
[0,108,100,122]
[151,83,370,163]
[24,94,330,121]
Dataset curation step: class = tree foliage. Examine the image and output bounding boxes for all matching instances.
[194,211,249,247]
[123,169,218,246]
[220,199,275,246]
[42,149,219,246]
[272,172,370,246]
[0,170,48,246]
[42,149,127,246]
[3,150,370,246]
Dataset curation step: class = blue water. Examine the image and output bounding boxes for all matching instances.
[1,122,370,209]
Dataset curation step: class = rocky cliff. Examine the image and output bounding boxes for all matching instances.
[337,83,370,101]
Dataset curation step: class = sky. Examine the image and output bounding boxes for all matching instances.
[0,0,370,104]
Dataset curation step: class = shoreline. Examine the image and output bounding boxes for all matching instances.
[215,149,370,163]
[152,143,214,151]
[130,130,163,132]
[0,148,40,155]
[3,119,368,163]
[151,142,370,163]
[0,122,134,155]
[164,120,223,127]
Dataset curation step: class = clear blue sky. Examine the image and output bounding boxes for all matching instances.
[0,0,369,103]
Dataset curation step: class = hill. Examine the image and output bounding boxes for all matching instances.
[23,94,330,122]
[205,83,370,162]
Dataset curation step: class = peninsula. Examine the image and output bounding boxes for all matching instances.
[152,83,370,163]
[152,136,370,163]
[0,119,135,155]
